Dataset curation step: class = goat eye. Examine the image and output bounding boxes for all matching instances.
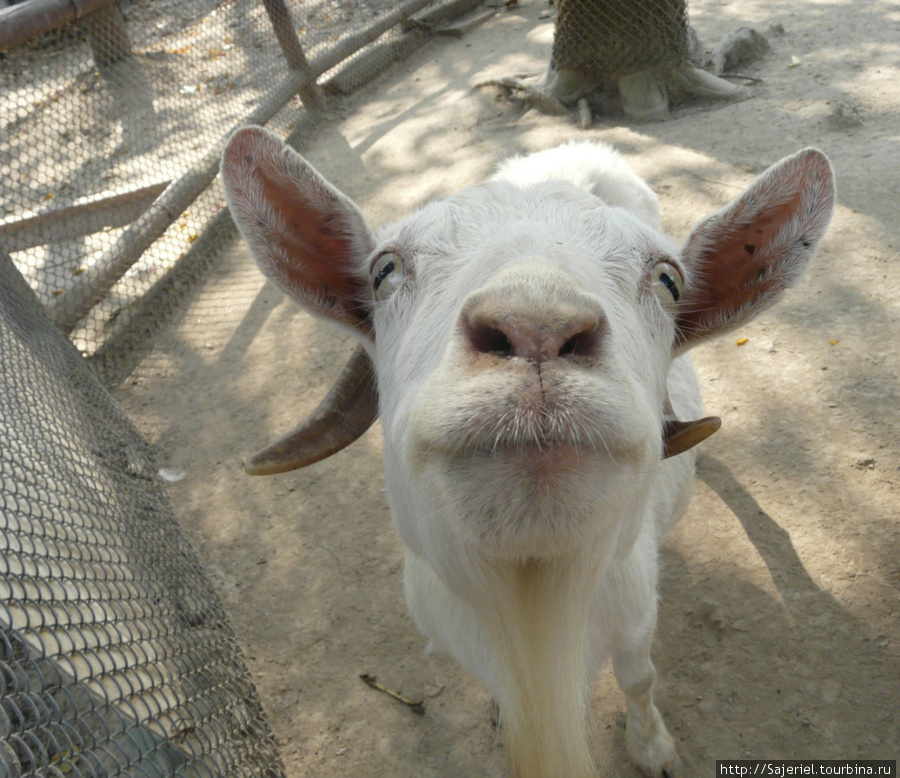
[371,252,406,301]
[651,261,683,310]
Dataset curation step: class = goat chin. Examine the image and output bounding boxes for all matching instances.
[405,548,604,778]
[401,438,697,778]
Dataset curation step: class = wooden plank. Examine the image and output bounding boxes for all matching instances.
[0,0,117,51]
[46,0,475,335]
[0,181,170,253]
[310,0,436,75]
[406,0,485,30]
[436,9,497,38]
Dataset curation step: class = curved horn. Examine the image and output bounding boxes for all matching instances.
[662,395,721,459]
[244,345,379,475]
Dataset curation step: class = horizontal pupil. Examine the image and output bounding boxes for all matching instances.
[373,260,395,290]
[660,272,680,301]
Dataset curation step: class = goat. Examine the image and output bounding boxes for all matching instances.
[221,129,834,777]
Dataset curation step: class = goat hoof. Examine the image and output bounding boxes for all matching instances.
[625,712,681,778]
[636,753,682,778]
[660,756,685,778]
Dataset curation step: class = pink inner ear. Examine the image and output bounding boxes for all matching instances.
[673,148,834,350]
[675,191,812,348]
[223,125,374,336]
[258,163,372,333]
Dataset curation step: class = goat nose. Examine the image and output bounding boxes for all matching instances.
[462,300,606,362]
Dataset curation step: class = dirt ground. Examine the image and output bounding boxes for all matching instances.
[114,0,899,775]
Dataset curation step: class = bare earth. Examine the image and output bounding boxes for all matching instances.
[115,1,900,775]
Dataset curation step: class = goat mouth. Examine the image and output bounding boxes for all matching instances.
[427,421,625,464]
[411,376,650,466]
[490,440,599,477]
[419,438,603,500]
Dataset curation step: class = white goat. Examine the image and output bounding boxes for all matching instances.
[221,129,834,778]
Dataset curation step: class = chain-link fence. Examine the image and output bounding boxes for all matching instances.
[0,248,283,777]
[551,0,691,88]
[1,0,481,382]
[1,2,483,775]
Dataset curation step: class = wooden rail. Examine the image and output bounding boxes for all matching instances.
[0,182,169,253]
[6,0,481,335]
[44,0,448,333]
[0,0,119,52]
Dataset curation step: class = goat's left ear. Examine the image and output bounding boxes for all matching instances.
[675,149,835,351]
[222,126,375,339]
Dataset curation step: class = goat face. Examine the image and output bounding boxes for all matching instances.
[372,180,681,565]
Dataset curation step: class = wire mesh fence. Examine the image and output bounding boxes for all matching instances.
[550,0,691,89]
[0,0,480,383]
[0,1,483,775]
[0,249,283,777]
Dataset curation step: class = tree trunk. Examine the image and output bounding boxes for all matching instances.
[550,0,689,91]
[84,3,133,69]
[544,0,747,119]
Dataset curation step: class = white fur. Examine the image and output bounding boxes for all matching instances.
[222,131,835,778]
[491,141,662,231]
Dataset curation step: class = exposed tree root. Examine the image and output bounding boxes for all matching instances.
[619,64,750,120]
[474,75,569,115]
[476,62,751,122]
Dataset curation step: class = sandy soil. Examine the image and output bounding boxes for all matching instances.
[115,1,900,775]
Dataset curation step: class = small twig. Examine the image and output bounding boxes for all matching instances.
[360,674,426,715]
[685,171,744,190]
[721,73,765,84]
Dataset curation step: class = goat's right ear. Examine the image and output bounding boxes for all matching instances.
[222,126,375,338]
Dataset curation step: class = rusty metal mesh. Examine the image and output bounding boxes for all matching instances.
[0,1,482,775]
[0,251,283,777]
[550,0,690,87]
[0,0,478,383]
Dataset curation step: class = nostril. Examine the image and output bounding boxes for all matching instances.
[559,319,605,360]
[466,322,515,357]
[461,288,607,362]
[465,316,605,361]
